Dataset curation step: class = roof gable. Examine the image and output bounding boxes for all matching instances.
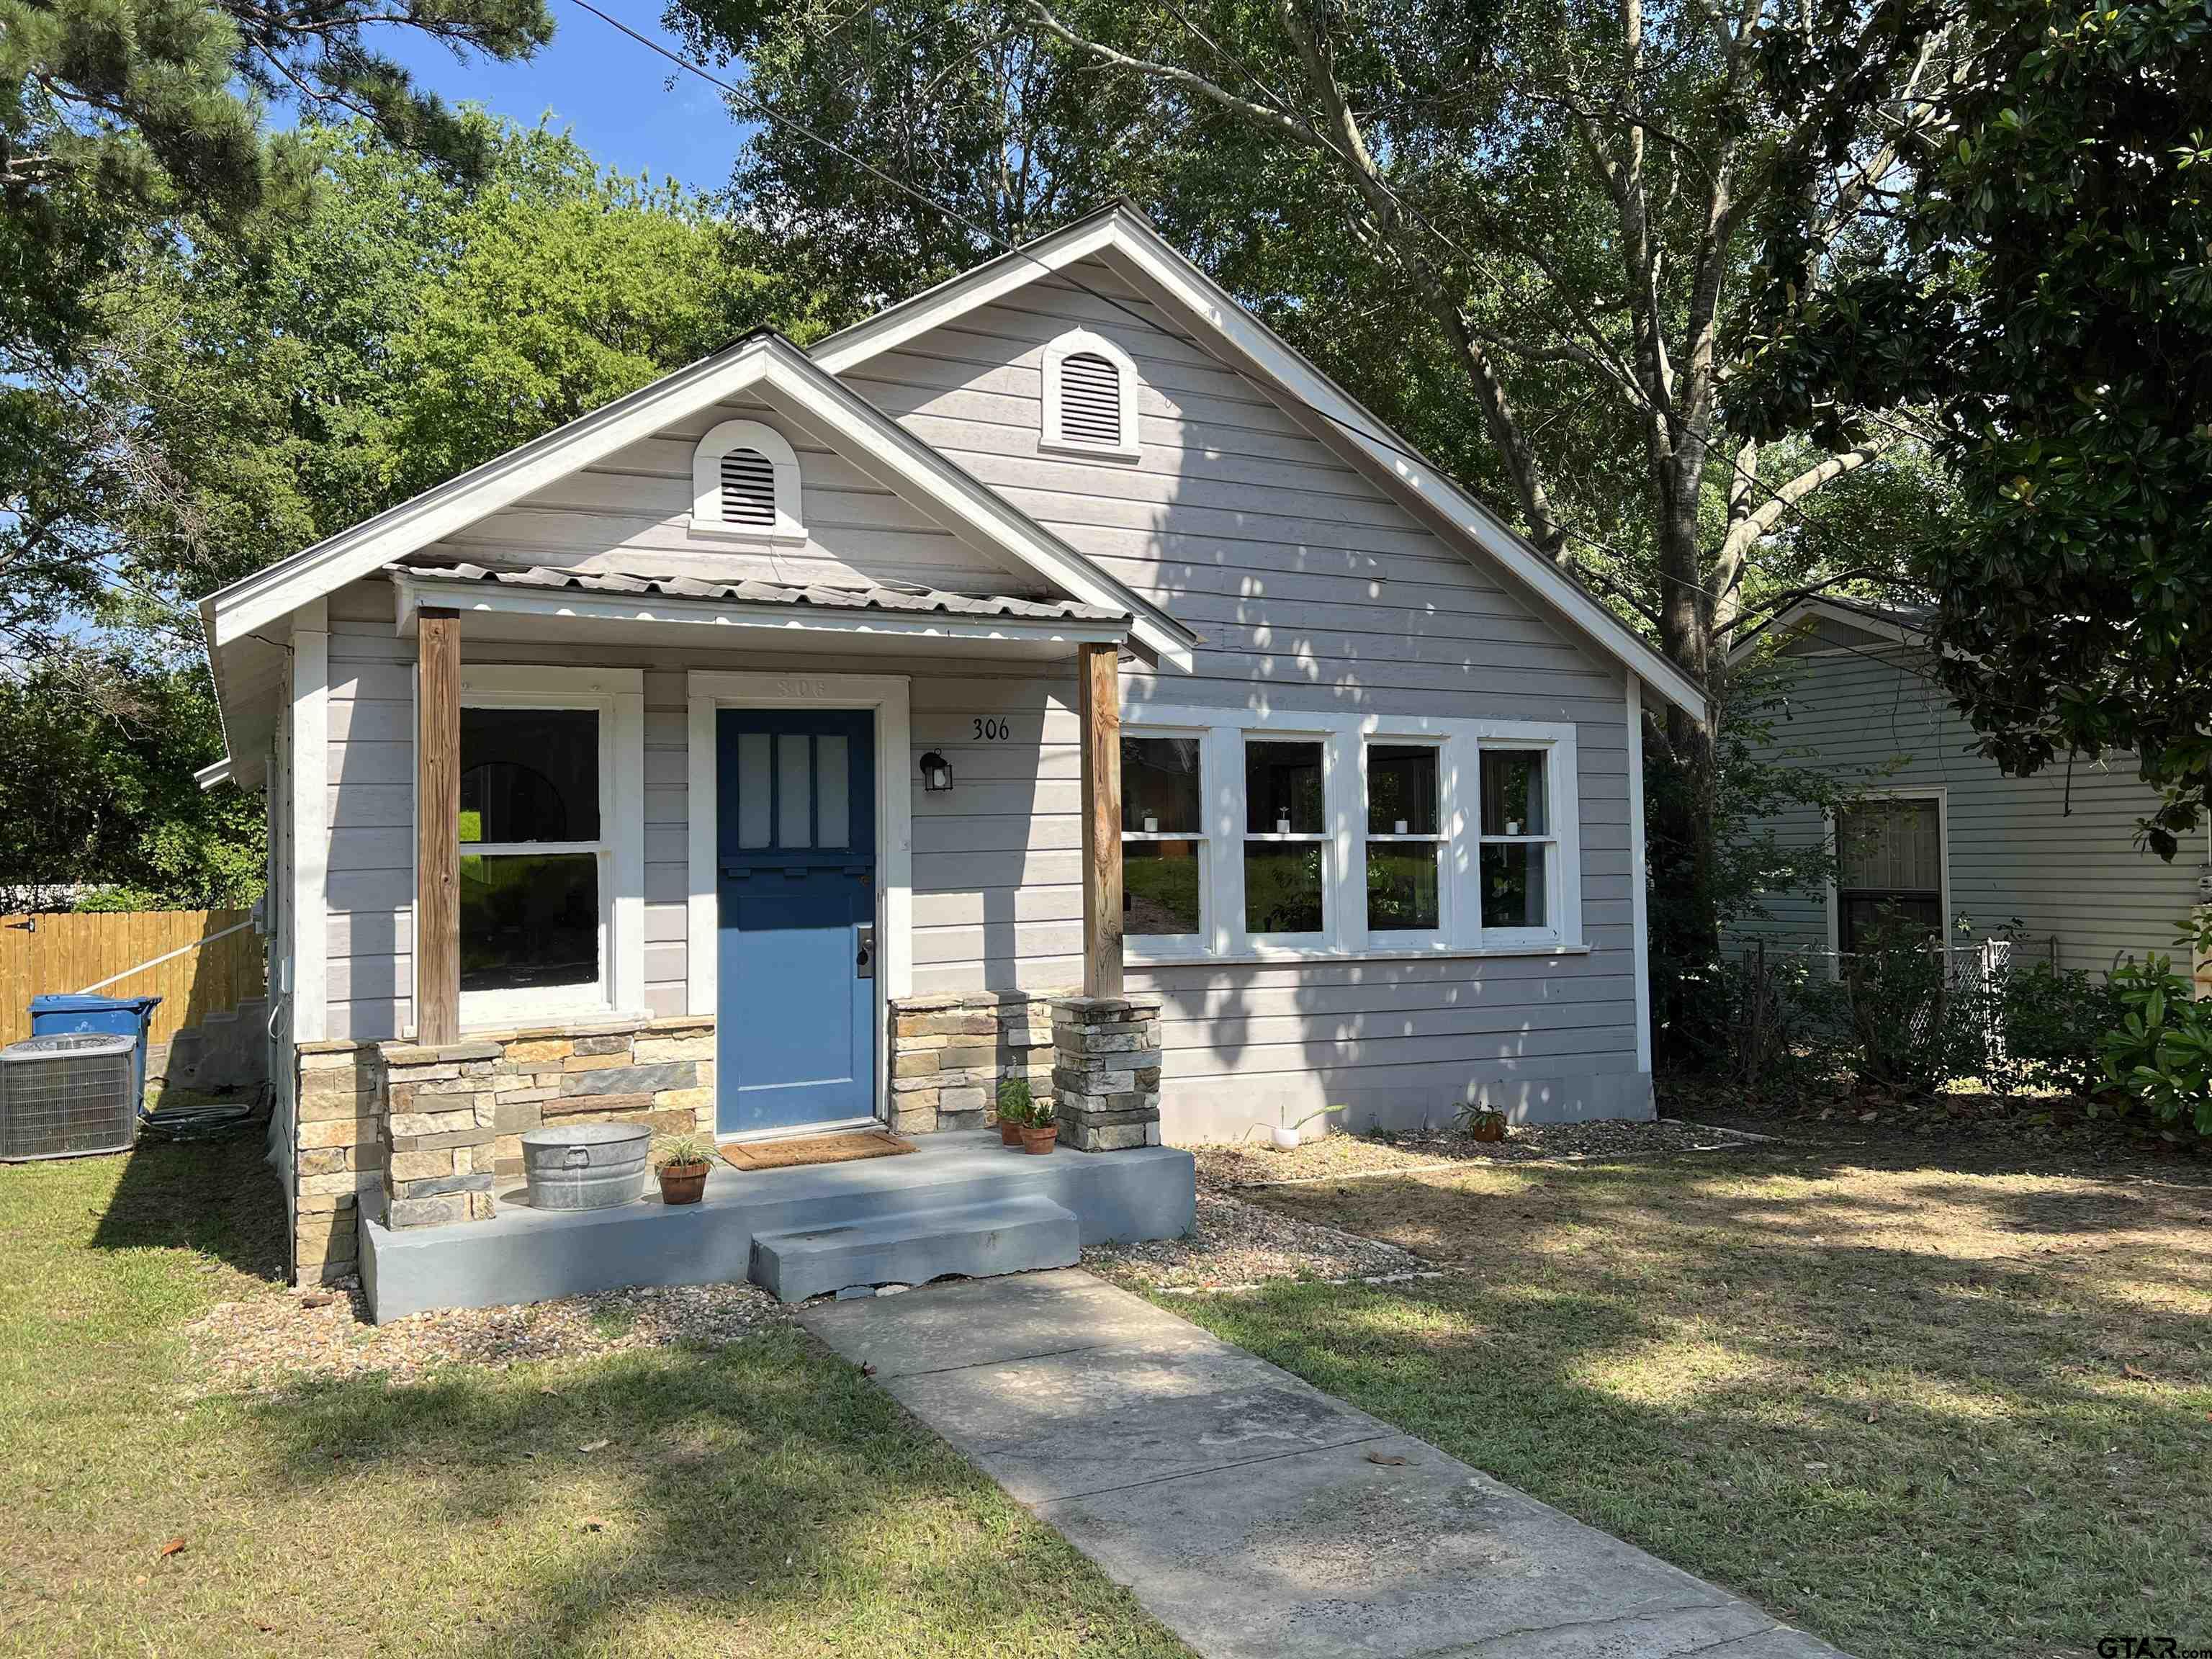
[812,204,1707,721]
[198,332,1195,671]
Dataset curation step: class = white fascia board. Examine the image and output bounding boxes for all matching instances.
[200,328,1193,671]
[390,571,1133,649]
[814,207,1707,721]
[194,756,233,791]
[203,338,782,649]
[1724,597,1925,666]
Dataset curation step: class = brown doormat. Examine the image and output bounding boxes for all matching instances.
[719,1129,916,1172]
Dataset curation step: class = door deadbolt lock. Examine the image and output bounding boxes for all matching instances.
[855,924,876,979]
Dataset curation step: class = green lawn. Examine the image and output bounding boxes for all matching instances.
[1119,1133,2212,1659]
[0,1135,1190,1658]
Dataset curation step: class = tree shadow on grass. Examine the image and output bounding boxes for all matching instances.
[1192,1156,2212,1656]
[227,1328,1187,1658]
[85,1126,287,1280]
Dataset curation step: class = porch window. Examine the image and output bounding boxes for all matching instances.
[1366,742,1444,935]
[1478,748,1555,936]
[459,706,606,1017]
[1836,796,1943,953]
[1244,738,1327,938]
[1120,734,1205,939]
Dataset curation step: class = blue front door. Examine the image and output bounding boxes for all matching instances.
[716,709,877,1136]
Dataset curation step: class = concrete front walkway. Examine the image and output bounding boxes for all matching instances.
[799,1269,1847,1659]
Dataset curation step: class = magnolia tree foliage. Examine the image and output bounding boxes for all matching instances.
[1736,0,2212,858]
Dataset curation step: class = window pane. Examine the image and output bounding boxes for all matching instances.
[1481,842,1548,930]
[737,732,773,849]
[460,853,598,993]
[777,734,811,848]
[460,708,599,843]
[1123,737,1202,833]
[1368,745,1439,835]
[1480,750,1547,837]
[1367,845,1441,931]
[1246,842,1325,934]
[1838,799,1940,891]
[817,734,850,850]
[1124,840,1202,935]
[1246,740,1324,835]
[1840,893,1942,954]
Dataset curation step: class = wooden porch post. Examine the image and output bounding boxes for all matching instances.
[1078,642,1124,999]
[415,608,461,1046]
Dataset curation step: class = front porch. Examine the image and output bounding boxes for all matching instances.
[359,1127,1195,1321]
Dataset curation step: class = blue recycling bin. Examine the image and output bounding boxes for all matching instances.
[29,994,163,1112]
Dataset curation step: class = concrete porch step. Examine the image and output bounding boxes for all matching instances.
[750,1195,1080,1303]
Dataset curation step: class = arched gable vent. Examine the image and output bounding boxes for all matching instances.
[691,418,805,543]
[1041,329,1141,459]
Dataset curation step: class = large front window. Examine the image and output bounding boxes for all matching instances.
[459,705,606,1008]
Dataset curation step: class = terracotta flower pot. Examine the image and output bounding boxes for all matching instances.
[659,1161,711,1205]
[998,1118,1025,1146]
[1019,1123,1059,1156]
[1469,1116,1507,1143]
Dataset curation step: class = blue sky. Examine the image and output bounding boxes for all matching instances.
[377,2,747,194]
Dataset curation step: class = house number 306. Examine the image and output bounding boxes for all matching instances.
[973,717,1010,740]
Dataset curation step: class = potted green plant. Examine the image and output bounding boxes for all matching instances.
[996,1076,1033,1146]
[1270,1105,1332,1151]
[1457,1103,1509,1143]
[1018,1097,1060,1156]
[655,1131,716,1205]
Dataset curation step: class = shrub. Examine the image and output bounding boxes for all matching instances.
[1823,922,1985,1096]
[995,1076,1033,1126]
[1723,942,1842,1089]
[2099,950,2212,1138]
[1984,963,2121,1097]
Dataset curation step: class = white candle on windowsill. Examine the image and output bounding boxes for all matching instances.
[1395,819,1408,835]
[1276,816,1290,835]
[1143,815,1158,832]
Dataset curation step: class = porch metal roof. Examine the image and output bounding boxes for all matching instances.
[388,558,1130,625]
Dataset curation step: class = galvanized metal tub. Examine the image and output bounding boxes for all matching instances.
[519,1122,651,1210]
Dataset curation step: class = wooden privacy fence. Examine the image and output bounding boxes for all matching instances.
[0,911,266,1049]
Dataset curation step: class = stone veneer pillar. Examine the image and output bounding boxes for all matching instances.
[1051,994,1163,1150]
[886,990,1059,1133]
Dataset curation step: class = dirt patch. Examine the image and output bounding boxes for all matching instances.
[1086,1190,1431,1291]
[1193,1118,1765,1190]
[189,1277,788,1393]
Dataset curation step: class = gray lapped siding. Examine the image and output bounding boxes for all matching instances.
[1733,643,2199,975]
[318,253,1650,1136]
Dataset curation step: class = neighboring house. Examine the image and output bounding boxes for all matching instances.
[196,205,1706,1296]
[1728,595,2202,971]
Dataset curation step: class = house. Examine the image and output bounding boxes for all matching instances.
[1728,595,2202,971]
[195,204,1707,1306]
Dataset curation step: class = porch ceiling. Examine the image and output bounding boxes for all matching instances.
[387,559,1136,662]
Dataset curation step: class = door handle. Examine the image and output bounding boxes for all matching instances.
[855,924,876,979]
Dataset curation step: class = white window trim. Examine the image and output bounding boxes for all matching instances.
[685,670,914,1130]
[444,665,646,1032]
[689,417,806,545]
[1122,705,1584,967]
[1119,727,1210,953]
[1040,328,1141,460]
[1825,784,1951,969]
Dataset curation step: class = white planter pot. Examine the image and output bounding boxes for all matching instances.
[1269,1124,1301,1151]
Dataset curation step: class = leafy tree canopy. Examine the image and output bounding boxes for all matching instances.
[1735,0,2212,857]
[4,115,791,905]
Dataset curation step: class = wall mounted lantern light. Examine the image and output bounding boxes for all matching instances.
[919,751,954,793]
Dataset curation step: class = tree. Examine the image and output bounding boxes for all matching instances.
[1735,0,2212,860]
[0,117,789,905]
[673,0,1953,1053]
[1,0,553,664]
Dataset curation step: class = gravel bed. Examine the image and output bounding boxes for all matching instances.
[1084,1190,1430,1291]
[1193,1117,1766,1190]
[189,1277,788,1394]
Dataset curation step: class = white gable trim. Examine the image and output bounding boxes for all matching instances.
[1725,597,1927,666]
[813,207,1707,722]
[197,333,1195,672]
